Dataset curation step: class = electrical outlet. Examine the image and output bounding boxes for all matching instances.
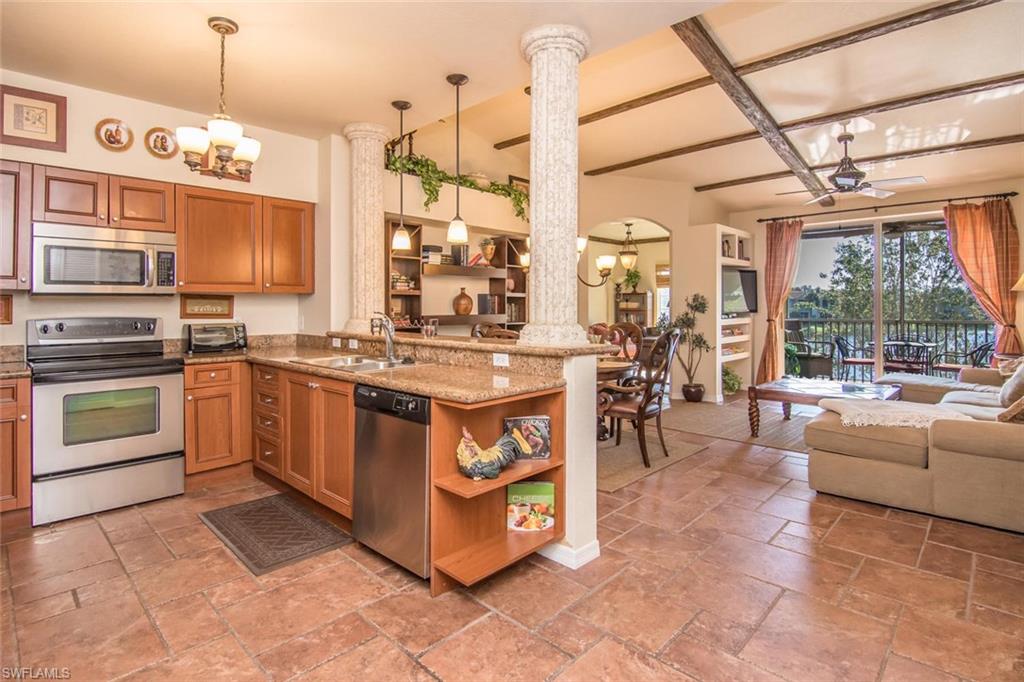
[493,353,510,368]
[492,375,510,388]
[348,338,359,350]
[331,338,341,348]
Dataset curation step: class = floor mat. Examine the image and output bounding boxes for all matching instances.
[598,428,707,492]
[658,399,814,452]
[199,494,352,575]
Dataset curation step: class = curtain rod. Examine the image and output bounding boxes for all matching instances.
[756,191,1019,223]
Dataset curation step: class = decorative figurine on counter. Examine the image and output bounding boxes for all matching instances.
[456,427,521,480]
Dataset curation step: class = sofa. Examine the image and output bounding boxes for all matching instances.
[805,365,1024,532]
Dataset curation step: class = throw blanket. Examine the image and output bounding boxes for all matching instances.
[819,398,971,429]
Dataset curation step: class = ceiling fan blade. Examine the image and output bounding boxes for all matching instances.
[775,189,814,196]
[857,186,895,199]
[803,192,836,205]
[868,176,927,188]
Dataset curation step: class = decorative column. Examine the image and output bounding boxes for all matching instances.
[519,25,589,347]
[342,122,390,333]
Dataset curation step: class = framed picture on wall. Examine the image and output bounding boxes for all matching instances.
[1,85,67,152]
[508,175,529,195]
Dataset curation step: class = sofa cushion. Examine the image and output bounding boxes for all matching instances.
[804,411,928,467]
[940,390,1004,408]
[941,403,1002,421]
[999,363,1024,407]
[875,373,996,404]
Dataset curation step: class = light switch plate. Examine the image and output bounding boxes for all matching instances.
[348,339,359,350]
[332,338,342,348]
[493,353,510,368]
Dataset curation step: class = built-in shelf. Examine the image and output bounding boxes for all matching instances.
[434,530,557,588]
[721,351,751,363]
[721,317,752,327]
[422,264,507,278]
[391,254,421,261]
[506,292,526,298]
[429,314,506,326]
[721,257,753,268]
[720,334,751,345]
[434,459,563,499]
[390,290,421,296]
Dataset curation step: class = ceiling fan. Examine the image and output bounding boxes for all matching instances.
[779,126,927,205]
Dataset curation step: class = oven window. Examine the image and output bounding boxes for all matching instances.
[44,245,146,285]
[63,387,160,446]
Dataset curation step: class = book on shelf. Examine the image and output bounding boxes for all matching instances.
[504,416,551,460]
[507,481,555,532]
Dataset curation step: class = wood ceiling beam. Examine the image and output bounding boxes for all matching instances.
[584,72,1024,175]
[693,134,1024,192]
[493,0,1002,150]
[673,17,835,205]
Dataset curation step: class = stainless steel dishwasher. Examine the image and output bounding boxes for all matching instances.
[353,385,431,577]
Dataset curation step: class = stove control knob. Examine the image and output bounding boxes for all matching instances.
[133,321,142,331]
[146,322,155,332]
[39,324,50,334]
[55,322,65,333]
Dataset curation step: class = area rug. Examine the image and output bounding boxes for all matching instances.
[199,494,351,575]
[597,428,707,492]
[658,399,813,452]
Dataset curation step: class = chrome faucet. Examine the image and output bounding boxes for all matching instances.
[371,312,398,362]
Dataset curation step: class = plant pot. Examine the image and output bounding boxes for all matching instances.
[681,384,705,402]
[452,287,473,315]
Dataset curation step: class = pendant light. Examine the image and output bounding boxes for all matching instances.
[618,221,639,271]
[391,100,413,251]
[446,73,469,244]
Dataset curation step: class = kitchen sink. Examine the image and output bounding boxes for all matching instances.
[349,359,407,372]
[289,356,413,373]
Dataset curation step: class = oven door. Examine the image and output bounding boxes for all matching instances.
[33,372,184,475]
[31,223,176,295]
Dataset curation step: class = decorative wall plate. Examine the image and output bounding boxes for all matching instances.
[95,118,133,151]
[144,127,177,159]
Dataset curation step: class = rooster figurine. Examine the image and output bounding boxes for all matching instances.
[456,427,522,480]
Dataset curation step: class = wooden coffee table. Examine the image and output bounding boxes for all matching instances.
[747,378,902,437]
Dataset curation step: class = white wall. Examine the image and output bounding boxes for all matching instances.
[0,71,322,345]
[728,177,1024,377]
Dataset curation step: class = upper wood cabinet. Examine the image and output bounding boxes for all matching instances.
[176,185,263,293]
[33,166,109,226]
[262,197,314,293]
[109,176,174,231]
[1,161,31,290]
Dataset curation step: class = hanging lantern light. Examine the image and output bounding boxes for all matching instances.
[618,222,639,271]
[391,100,413,251]
[446,73,470,244]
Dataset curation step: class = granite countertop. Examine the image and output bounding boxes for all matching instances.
[246,347,565,403]
[167,350,251,365]
[326,330,616,357]
[0,362,31,380]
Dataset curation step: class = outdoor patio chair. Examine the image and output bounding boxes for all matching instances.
[881,340,931,374]
[784,329,835,378]
[932,341,994,375]
[833,335,874,380]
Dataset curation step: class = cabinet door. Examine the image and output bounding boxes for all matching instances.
[0,161,31,290]
[262,198,314,293]
[313,378,353,517]
[32,166,109,226]
[110,176,174,232]
[184,384,243,474]
[0,380,31,512]
[282,373,315,496]
[175,185,262,292]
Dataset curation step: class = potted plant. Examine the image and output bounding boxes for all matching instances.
[623,268,641,293]
[784,342,801,376]
[666,293,714,402]
[722,365,743,396]
[479,237,496,265]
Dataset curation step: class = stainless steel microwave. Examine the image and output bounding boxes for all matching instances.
[32,223,176,295]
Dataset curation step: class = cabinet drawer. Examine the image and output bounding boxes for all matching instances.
[0,380,21,406]
[186,363,237,388]
[253,365,279,387]
[253,408,280,436]
[253,432,282,478]
[253,389,280,411]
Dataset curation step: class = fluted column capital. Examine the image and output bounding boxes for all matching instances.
[521,24,590,62]
[342,122,391,142]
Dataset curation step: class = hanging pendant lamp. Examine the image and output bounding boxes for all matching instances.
[391,100,413,251]
[446,73,469,244]
[618,222,639,271]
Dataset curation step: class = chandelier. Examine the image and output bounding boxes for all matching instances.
[576,222,637,288]
[175,17,261,180]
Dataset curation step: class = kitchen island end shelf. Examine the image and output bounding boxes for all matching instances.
[429,387,565,596]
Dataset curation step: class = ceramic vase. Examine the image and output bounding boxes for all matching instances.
[453,288,473,315]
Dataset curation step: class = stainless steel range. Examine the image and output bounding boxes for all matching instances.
[27,317,185,525]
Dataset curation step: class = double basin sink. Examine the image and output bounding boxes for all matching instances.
[289,355,414,374]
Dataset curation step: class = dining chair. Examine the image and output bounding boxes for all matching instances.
[932,341,994,374]
[608,323,643,363]
[597,328,681,468]
[882,340,930,374]
[833,335,874,380]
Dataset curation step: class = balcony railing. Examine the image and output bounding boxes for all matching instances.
[784,318,996,382]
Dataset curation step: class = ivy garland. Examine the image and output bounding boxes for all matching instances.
[385,152,529,221]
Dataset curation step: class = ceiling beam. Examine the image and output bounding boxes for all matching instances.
[584,71,1024,175]
[493,0,1002,150]
[693,134,1024,192]
[673,17,835,205]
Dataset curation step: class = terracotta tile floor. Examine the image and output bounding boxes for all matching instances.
[3,429,1024,681]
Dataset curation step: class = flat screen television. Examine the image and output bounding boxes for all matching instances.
[722,269,758,315]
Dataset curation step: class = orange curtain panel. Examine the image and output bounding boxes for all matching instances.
[944,198,1022,356]
[756,219,804,384]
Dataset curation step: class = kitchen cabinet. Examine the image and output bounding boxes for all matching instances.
[109,176,174,231]
[0,378,31,512]
[313,378,354,517]
[1,161,31,290]
[262,197,314,293]
[184,362,251,474]
[252,364,283,478]
[176,185,263,293]
[282,373,316,496]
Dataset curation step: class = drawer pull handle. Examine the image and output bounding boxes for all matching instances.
[263,450,272,456]
[209,372,216,378]
[261,396,273,404]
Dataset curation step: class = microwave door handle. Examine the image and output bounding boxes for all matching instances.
[145,248,156,287]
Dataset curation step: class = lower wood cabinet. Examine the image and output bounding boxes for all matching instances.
[256,367,354,518]
[0,378,31,512]
[184,362,251,474]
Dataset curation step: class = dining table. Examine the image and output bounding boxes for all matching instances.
[596,357,639,440]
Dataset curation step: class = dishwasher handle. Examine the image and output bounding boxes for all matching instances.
[355,385,430,425]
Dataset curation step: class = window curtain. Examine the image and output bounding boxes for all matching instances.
[756,219,804,384]
[944,198,1022,357]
